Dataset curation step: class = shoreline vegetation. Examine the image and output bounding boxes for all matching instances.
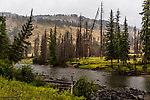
[0,0,150,99]
[19,57,150,76]
[15,61,150,99]
[0,76,85,100]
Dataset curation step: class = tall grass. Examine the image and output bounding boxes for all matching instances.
[0,76,85,100]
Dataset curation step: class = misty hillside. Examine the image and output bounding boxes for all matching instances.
[0,12,137,45]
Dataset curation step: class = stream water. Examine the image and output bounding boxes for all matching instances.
[16,64,150,91]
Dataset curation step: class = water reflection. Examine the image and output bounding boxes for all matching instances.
[105,74,128,88]
[128,77,146,90]
[16,64,150,91]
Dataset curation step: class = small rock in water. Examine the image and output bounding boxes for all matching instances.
[50,77,53,80]
[102,74,105,76]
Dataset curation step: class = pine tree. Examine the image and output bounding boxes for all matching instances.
[34,34,40,57]
[64,31,70,59]
[40,30,47,64]
[57,33,62,62]
[120,17,130,63]
[114,9,121,63]
[61,35,65,62]
[140,0,150,69]
[0,16,9,59]
[53,26,57,65]
[69,32,74,59]
[138,31,143,56]
[105,10,115,67]
[9,10,34,63]
[49,26,57,66]
[76,29,80,58]
[25,46,28,58]
[133,26,138,54]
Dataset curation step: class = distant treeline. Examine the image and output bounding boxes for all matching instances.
[36,18,79,28]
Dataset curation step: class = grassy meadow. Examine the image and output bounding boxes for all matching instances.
[0,76,85,100]
[19,57,150,72]
[67,57,150,72]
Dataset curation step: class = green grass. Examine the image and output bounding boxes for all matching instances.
[0,76,85,100]
[67,57,150,72]
[18,58,33,64]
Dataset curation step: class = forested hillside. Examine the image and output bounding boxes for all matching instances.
[1,12,137,44]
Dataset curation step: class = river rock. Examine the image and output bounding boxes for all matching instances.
[93,85,148,100]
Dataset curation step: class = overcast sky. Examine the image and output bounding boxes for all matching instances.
[0,0,143,28]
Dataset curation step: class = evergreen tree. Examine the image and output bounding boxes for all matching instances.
[70,33,75,59]
[0,16,9,59]
[25,46,28,58]
[64,31,69,59]
[140,0,150,69]
[40,30,47,64]
[9,10,34,63]
[76,15,83,58]
[49,26,57,66]
[57,33,62,62]
[133,26,138,54]
[138,31,143,56]
[60,35,65,62]
[114,9,121,63]
[120,17,130,63]
[76,29,80,58]
[105,10,115,67]
[34,34,40,57]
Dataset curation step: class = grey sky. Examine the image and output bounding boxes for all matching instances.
[0,0,143,28]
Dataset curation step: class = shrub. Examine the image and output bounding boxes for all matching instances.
[15,65,35,83]
[0,60,46,87]
[33,56,41,64]
[32,76,46,87]
[73,76,98,99]
[0,59,14,80]
[14,65,46,86]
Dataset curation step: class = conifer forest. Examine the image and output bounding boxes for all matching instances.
[0,0,150,99]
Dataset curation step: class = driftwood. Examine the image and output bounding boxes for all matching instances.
[43,78,76,92]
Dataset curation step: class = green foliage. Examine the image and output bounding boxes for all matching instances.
[33,56,41,64]
[14,65,47,86]
[105,10,115,67]
[114,9,122,62]
[9,10,34,63]
[0,58,46,86]
[140,0,150,61]
[49,26,58,66]
[120,17,130,62]
[34,34,40,57]
[18,58,33,64]
[73,76,98,99]
[32,76,46,87]
[0,16,10,59]
[0,59,13,79]
[40,30,48,64]
[69,57,150,72]
[14,65,35,83]
[0,76,85,100]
